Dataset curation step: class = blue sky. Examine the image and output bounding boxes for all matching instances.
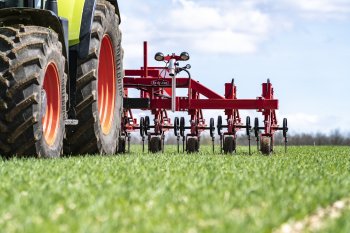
[119,0,350,135]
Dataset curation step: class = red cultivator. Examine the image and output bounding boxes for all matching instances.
[120,42,288,154]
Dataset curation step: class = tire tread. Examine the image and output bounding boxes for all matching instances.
[0,25,65,157]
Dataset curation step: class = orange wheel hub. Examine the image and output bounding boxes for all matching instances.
[98,35,116,135]
[42,62,61,146]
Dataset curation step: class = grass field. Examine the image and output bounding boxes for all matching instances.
[0,146,349,232]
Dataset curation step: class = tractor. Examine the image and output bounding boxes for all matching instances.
[0,0,123,157]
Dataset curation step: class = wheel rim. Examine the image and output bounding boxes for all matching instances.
[98,35,116,135]
[42,62,61,146]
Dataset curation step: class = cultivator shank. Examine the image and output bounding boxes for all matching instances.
[121,42,288,154]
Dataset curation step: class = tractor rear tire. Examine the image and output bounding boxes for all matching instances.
[186,137,199,153]
[65,0,123,155]
[149,137,161,153]
[223,136,236,154]
[260,136,271,155]
[0,25,66,157]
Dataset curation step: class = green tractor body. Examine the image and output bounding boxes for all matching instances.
[0,0,124,157]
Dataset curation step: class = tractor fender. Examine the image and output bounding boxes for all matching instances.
[0,8,69,64]
[77,0,121,59]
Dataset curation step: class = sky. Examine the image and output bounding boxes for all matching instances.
[118,0,350,135]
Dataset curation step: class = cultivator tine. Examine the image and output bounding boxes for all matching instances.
[182,136,185,153]
[127,133,131,153]
[220,134,223,154]
[147,135,150,153]
[208,117,215,153]
[142,136,145,153]
[283,118,288,153]
[248,136,251,155]
[246,116,252,155]
[254,117,260,152]
[212,136,215,153]
[177,136,180,153]
[285,137,288,153]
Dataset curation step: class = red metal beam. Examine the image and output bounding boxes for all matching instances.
[189,99,278,110]
[125,69,160,77]
[135,98,279,110]
[190,80,224,99]
[124,78,223,98]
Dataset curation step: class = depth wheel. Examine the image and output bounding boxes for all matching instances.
[186,137,199,153]
[283,118,288,137]
[0,25,66,157]
[254,117,259,138]
[217,115,222,135]
[65,0,123,154]
[209,118,215,138]
[260,136,271,155]
[144,116,150,135]
[246,116,251,136]
[149,137,161,153]
[174,117,179,136]
[180,117,185,137]
[223,136,236,154]
[139,117,145,137]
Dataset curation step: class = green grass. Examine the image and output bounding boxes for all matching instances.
[0,146,349,232]
[320,209,350,233]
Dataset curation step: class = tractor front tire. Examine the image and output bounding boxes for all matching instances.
[0,25,66,157]
[65,0,123,154]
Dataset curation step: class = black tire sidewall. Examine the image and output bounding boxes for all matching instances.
[92,1,123,154]
[36,37,65,158]
[0,26,65,158]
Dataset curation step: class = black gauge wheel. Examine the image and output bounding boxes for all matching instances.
[180,117,185,137]
[209,118,215,138]
[139,117,145,137]
[217,115,223,135]
[144,116,150,135]
[174,117,179,136]
[283,118,288,138]
[254,117,259,138]
[246,116,251,136]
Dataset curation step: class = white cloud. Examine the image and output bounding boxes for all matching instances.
[166,0,272,53]
[120,0,275,67]
[120,0,350,66]
[284,0,350,19]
